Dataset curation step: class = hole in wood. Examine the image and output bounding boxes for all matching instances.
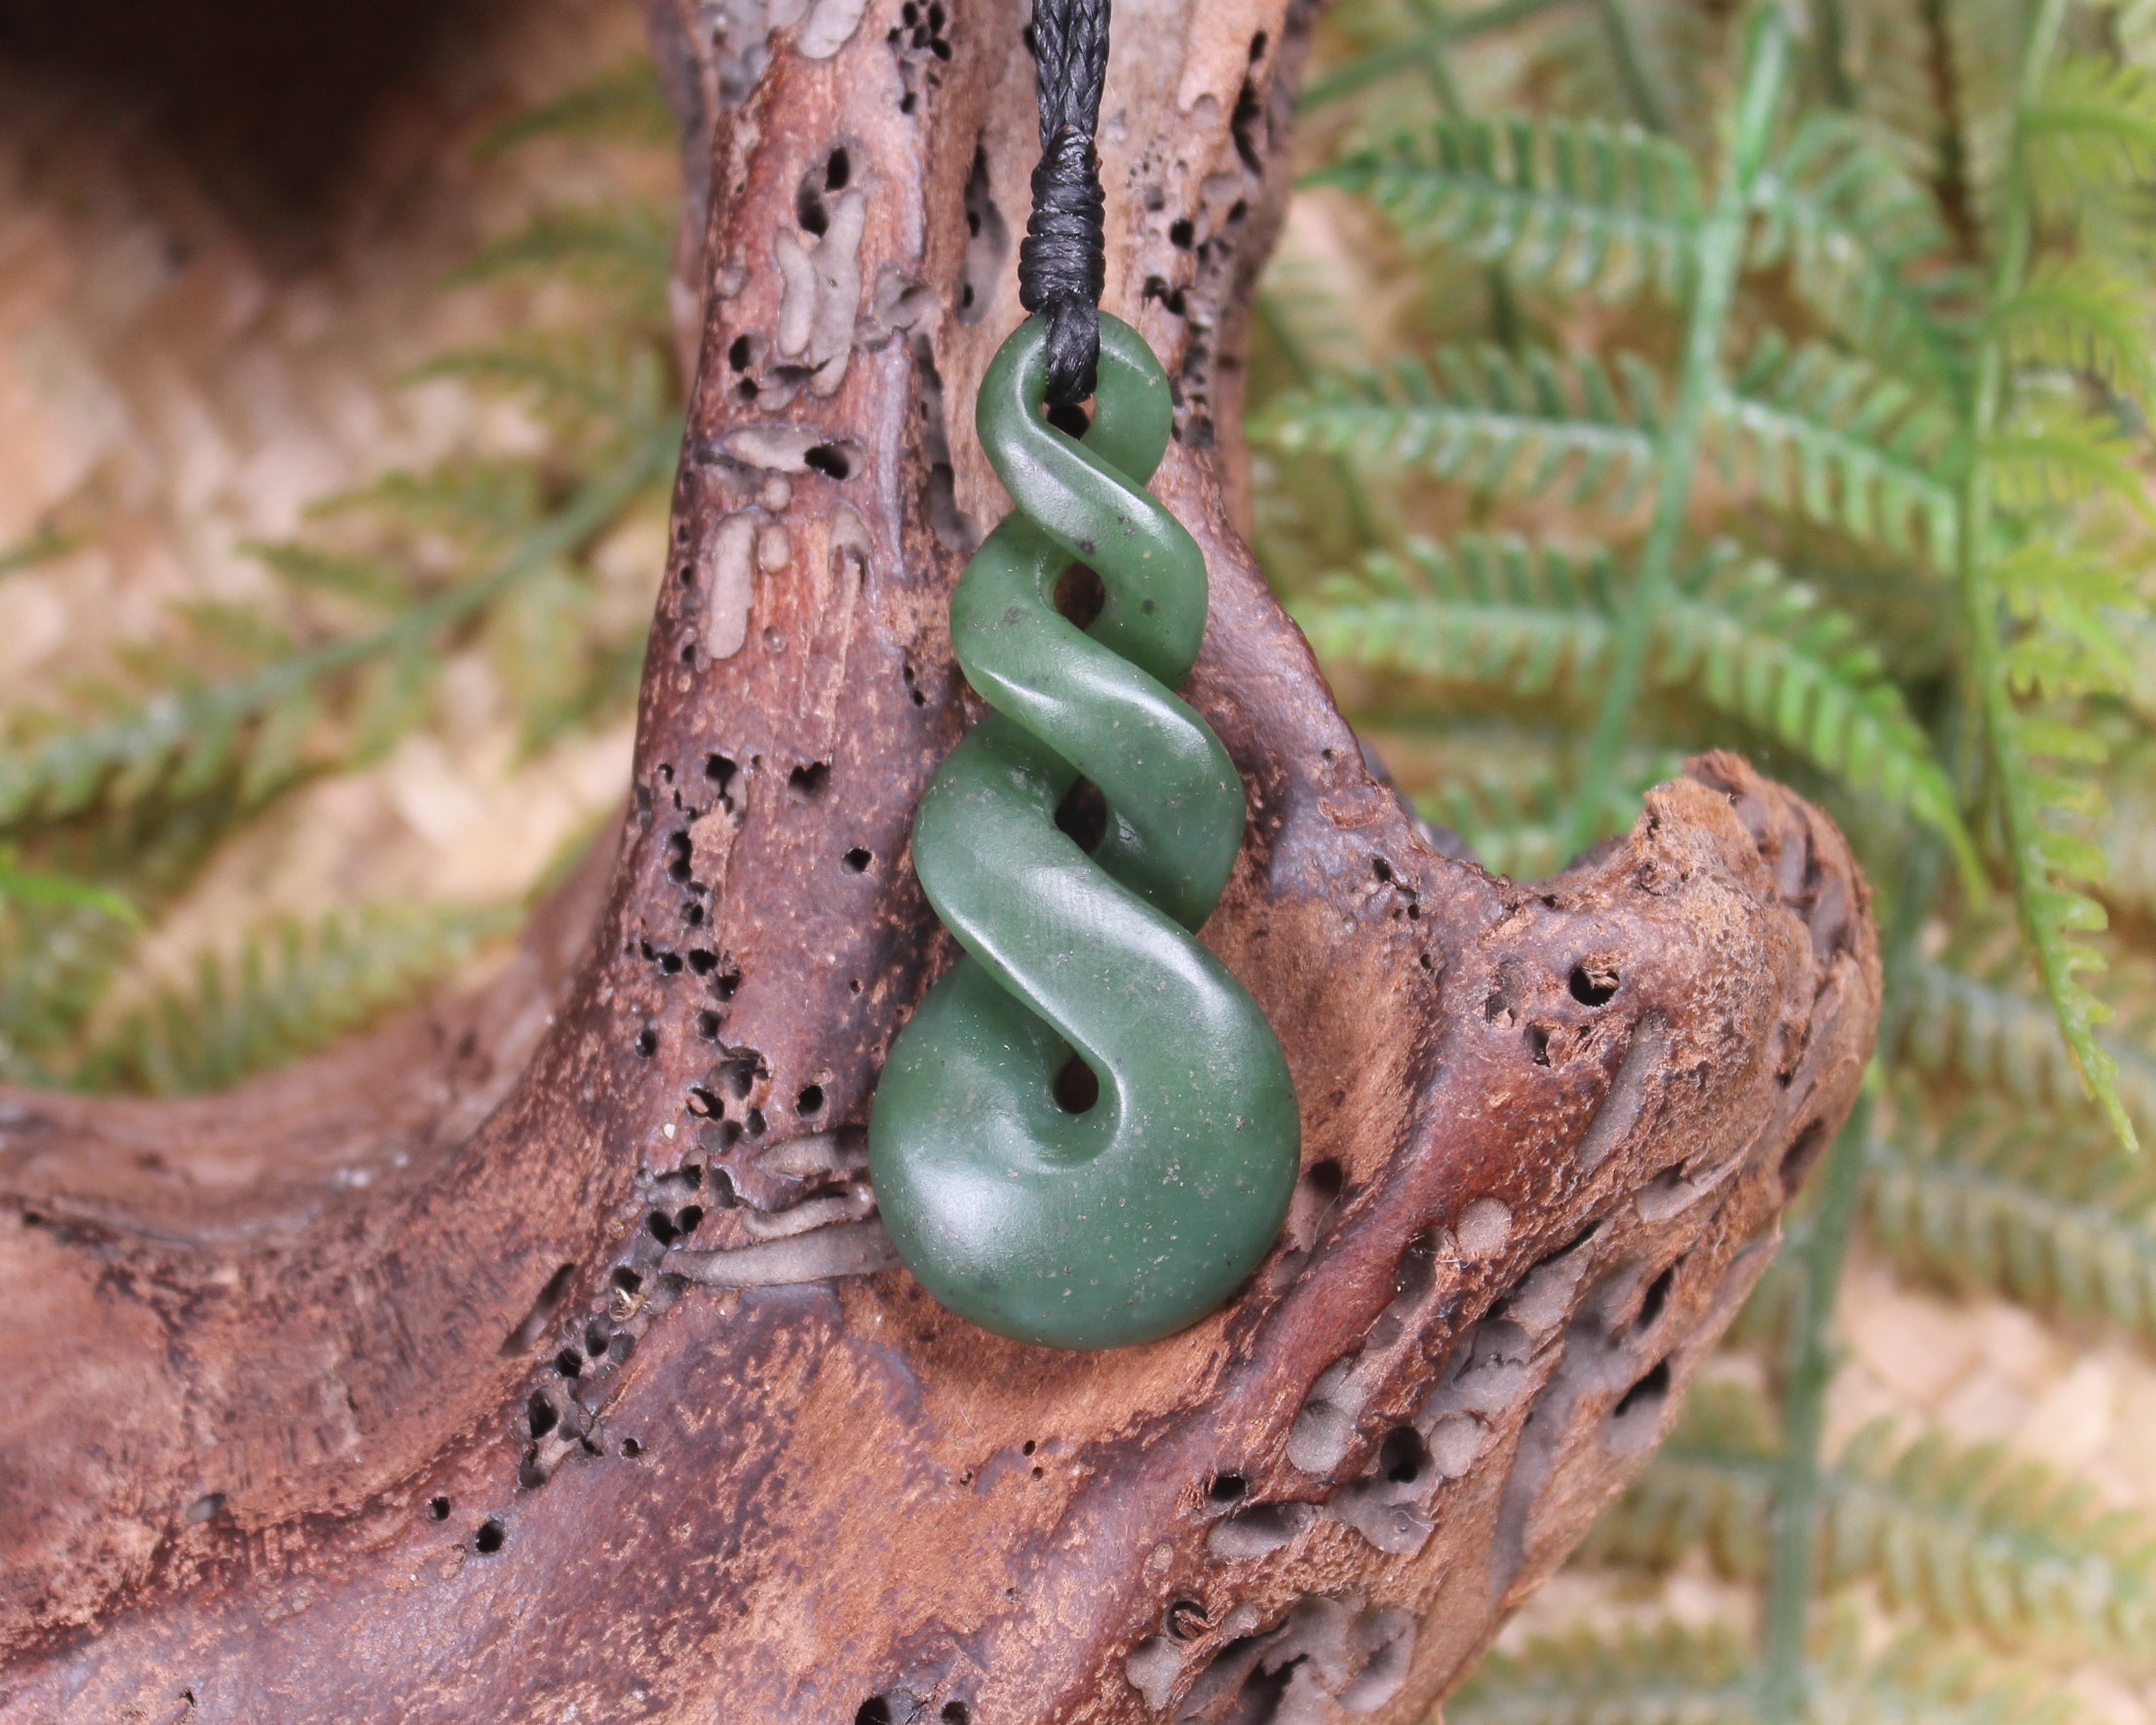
[1613,1359,1671,1421]
[1780,1119,1829,1196]
[474,1519,504,1554]
[1378,1425,1429,1484]
[1568,961,1619,1006]
[1637,1262,1676,1330]
[500,1263,575,1356]
[1166,1598,1208,1640]
[425,1496,450,1521]
[843,846,872,872]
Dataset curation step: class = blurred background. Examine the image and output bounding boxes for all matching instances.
[0,0,2151,1718]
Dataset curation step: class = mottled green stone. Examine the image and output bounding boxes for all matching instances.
[867,315,1300,1350]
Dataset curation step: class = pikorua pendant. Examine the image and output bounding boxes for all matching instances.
[866,0,1301,1349]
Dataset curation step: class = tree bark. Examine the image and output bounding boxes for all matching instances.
[0,1,1880,1720]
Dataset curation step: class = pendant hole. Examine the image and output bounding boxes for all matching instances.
[1055,777,1109,853]
[1053,560,1105,629]
[1045,399,1091,439]
[1054,1054,1100,1114]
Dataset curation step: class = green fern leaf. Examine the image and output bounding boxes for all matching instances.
[76,901,520,1094]
[1415,753,1677,881]
[2022,55,2156,199]
[1748,114,1973,384]
[247,541,419,610]
[0,435,674,827]
[0,847,136,926]
[1450,1618,2075,1725]
[1293,537,1975,865]
[413,330,671,434]
[1902,958,2156,1138]
[317,455,548,549]
[0,799,235,1082]
[1714,335,1962,564]
[450,202,675,320]
[1316,112,1702,301]
[1610,1383,2156,1658]
[0,528,71,578]
[1980,691,2135,1149]
[1867,1102,2156,1340]
[1447,1620,1757,1725]
[1991,257,2156,409]
[1257,346,1663,507]
[1984,400,2156,522]
[475,57,675,155]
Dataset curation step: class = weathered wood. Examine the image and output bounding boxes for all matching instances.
[0,1,1879,1719]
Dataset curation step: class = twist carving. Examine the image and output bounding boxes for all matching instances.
[868,315,1301,1348]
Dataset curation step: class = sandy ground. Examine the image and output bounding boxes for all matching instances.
[2,0,2151,1714]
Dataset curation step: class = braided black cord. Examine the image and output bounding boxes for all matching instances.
[1018,0,1110,407]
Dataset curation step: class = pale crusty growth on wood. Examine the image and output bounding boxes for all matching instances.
[0,1,1877,1718]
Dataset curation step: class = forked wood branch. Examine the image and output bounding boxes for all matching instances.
[0,1,1879,1718]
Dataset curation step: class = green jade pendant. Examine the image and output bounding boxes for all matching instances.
[868,314,1300,1349]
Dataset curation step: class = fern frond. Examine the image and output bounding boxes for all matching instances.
[1292,533,1620,692]
[0,799,235,1082]
[1295,537,1975,862]
[246,541,420,609]
[1985,399,2156,522]
[1867,1104,2156,1340]
[1813,1632,2081,1725]
[1748,114,1973,384]
[1316,113,1702,301]
[317,455,548,548]
[1257,346,1663,507]
[2022,55,2156,200]
[0,528,71,578]
[1447,1621,1757,1725]
[1450,1619,2075,1725]
[450,202,674,319]
[0,847,135,925]
[1664,554,1978,875]
[0,432,674,827]
[1991,256,2156,409]
[1983,691,2135,1149]
[1613,1384,2156,1658]
[413,330,671,434]
[1902,958,2156,1138]
[76,901,520,1095]
[475,57,675,155]
[1714,335,1961,564]
[1415,752,1677,881]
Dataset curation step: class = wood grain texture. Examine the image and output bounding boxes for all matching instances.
[0,1,1879,1718]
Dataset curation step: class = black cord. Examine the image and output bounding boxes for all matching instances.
[1018,0,1110,407]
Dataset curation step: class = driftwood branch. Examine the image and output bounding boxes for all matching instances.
[0,1,1878,1719]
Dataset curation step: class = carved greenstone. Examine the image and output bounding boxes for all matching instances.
[868,314,1301,1350]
